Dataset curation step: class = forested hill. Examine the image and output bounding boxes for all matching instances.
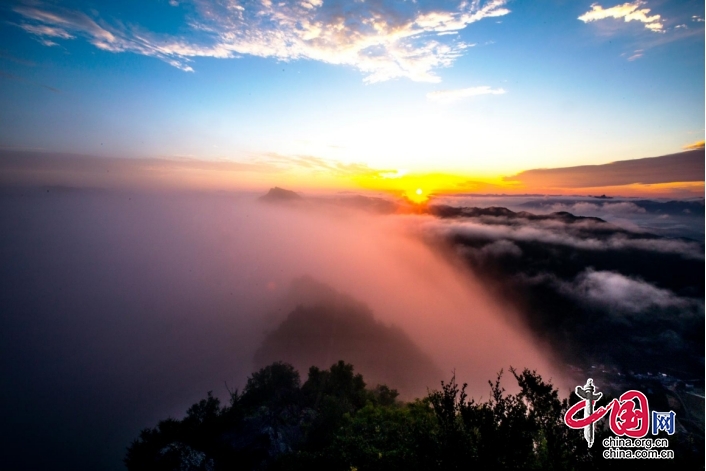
[125,361,702,470]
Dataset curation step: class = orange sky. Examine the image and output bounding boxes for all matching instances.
[0,148,703,201]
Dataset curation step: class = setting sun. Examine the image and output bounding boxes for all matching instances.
[408,188,427,204]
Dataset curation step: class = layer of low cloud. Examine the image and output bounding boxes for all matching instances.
[537,201,646,215]
[0,150,393,191]
[504,196,704,241]
[421,215,703,260]
[417,204,704,379]
[578,1,664,32]
[504,149,705,189]
[0,188,561,469]
[557,269,695,314]
[12,0,510,82]
[426,85,506,103]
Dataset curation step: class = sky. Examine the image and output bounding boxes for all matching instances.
[0,0,704,197]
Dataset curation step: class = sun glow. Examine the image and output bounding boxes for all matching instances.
[351,170,517,204]
[408,188,427,204]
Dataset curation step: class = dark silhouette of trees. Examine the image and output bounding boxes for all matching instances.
[125,361,700,471]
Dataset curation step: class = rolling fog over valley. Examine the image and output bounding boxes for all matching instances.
[0,188,563,470]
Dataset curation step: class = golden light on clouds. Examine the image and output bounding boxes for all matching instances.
[683,140,705,151]
[565,181,705,198]
[578,1,664,32]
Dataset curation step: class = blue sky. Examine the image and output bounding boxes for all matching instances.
[0,0,703,184]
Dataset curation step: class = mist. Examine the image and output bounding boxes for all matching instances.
[422,202,704,382]
[433,194,705,241]
[0,187,560,470]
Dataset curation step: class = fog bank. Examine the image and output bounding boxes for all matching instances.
[0,189,559,470]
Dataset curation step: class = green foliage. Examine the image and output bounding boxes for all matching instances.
[301,360,368,409]
[368,384,399,407]
[240,361,301,413]
[125,362,639,471]
[322,399,439,471]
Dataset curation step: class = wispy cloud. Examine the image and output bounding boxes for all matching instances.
[0,70,60,92]
[0,51,37,67]
[16,23,74,40]
[259,153,390,178]
[626,49,643,60]
[683,139,705,151]
[578,1,664,32]
[426,85,506,103]
[12,0,511,82]
[12,4,197,71]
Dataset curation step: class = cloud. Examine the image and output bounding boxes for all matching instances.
[627,49,643,61]
[259,152,391,178]
[417,204,705,377]
[544,201,647,215]
[504,149,705,189]
[0,149,400,192]
[578,1,664,32]
[0,70,60,92]
[510,197,704,241]
[16,23,74,39]
[424,215,703,259]
[253,277,442,397]
[683,139,705,150]
[1,187,570,467]
[13,4,196,71]
[479,239,522,258]
[426,85,506,103]
[558,269,695,314]
[12,0,511,82]
[0,150,283,191]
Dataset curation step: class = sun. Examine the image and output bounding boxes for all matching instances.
[406,187,428,204]
[354,170,508,205]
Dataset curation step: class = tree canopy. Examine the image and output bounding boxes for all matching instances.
[125,361,702,471]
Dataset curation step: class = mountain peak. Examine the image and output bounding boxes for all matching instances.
[259,187,303,202]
